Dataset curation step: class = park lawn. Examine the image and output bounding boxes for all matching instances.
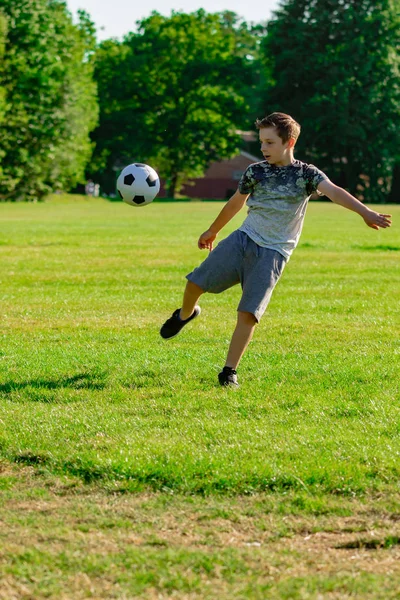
[0,195,399,598]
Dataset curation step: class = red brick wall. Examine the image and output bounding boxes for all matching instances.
[182,179,237,199]
[179,152,259,199]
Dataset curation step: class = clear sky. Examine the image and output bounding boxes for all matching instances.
[66,0,280,41]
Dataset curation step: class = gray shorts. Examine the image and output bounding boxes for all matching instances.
[186,230,286,322]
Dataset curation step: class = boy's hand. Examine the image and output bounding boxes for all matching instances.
[363,209,392,230]
[198,229,217,251]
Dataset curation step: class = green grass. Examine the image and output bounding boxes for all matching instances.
[1,467,400,599]
[1,195,399,494]
[0,195,399,598]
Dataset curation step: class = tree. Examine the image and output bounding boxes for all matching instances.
[0,0,98,201]
[90,10,261,197]
[261,0,400,202]
[47,9,99,194]
[0,10,8,184]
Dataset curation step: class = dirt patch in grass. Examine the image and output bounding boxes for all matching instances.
[1,464,400,599]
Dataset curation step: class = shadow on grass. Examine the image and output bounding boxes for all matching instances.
[336,536,400,550]
[0,371,108,402]
[14,452,50,466]
[352,244,400,251]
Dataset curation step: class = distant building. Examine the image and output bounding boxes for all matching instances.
[179,150,260,199]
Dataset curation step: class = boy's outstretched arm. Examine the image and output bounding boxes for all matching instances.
[317,180,392,230]
[198,189,249,251]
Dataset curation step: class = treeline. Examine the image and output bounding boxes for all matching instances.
[0,0,98,201]
[1,0,399,202]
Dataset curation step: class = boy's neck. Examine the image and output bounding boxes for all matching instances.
[274,151,295,167]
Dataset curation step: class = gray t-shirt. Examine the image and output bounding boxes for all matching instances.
[238,159,328,260]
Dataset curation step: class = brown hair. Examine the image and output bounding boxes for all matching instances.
[255,112,301,144]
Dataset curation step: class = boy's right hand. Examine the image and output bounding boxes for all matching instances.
[198,229,217,251]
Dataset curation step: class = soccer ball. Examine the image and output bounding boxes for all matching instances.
[116,163,160,207]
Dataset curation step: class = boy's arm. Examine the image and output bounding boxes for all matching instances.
[198,189,249,250]
[317,180,392,230]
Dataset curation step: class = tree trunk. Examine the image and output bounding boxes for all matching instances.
[167,172,178,199]
[389,163,400,204]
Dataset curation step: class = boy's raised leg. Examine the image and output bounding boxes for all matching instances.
[160,281,203,339]
[219,311,257,386]
[180,281,203,320]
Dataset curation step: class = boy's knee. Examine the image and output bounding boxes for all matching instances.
[238,310,258,325]
[186,280,204,294]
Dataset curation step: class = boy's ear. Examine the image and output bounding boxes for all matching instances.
[287,138,296,149]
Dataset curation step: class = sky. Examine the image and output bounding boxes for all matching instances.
[66,0,280,41]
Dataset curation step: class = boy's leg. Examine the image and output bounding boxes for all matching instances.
[160,281,203,339]
[225,311,257,370]
[218,311,257,387]
[161,231,243,340]
[219,244,286,385]
[180,281,204,320]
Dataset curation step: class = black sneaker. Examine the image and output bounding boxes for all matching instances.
[160,306,201,339]
[218,367,239,387]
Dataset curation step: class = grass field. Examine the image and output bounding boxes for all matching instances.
[1,195,399,598]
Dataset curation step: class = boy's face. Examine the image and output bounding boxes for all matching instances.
[259,127,294,166]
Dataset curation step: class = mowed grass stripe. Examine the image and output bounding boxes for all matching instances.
[0,196,399,494]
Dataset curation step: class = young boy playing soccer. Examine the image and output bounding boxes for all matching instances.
[160,112,392,387]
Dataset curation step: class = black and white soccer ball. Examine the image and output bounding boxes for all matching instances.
[116,163,160,207]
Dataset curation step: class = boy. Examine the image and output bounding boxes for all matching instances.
[160,112,392,387]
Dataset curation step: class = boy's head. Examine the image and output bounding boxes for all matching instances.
[255,112,301,166]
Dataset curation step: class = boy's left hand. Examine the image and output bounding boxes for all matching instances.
[363,210,392,230]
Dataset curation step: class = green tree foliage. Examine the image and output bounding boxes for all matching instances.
[0,0,98,201]
[90,10,261,197]
[0,11,7,182]
[262,0,400,202]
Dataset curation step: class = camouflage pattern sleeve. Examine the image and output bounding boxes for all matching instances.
[305,164,329,195]
[238,165,257,194]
